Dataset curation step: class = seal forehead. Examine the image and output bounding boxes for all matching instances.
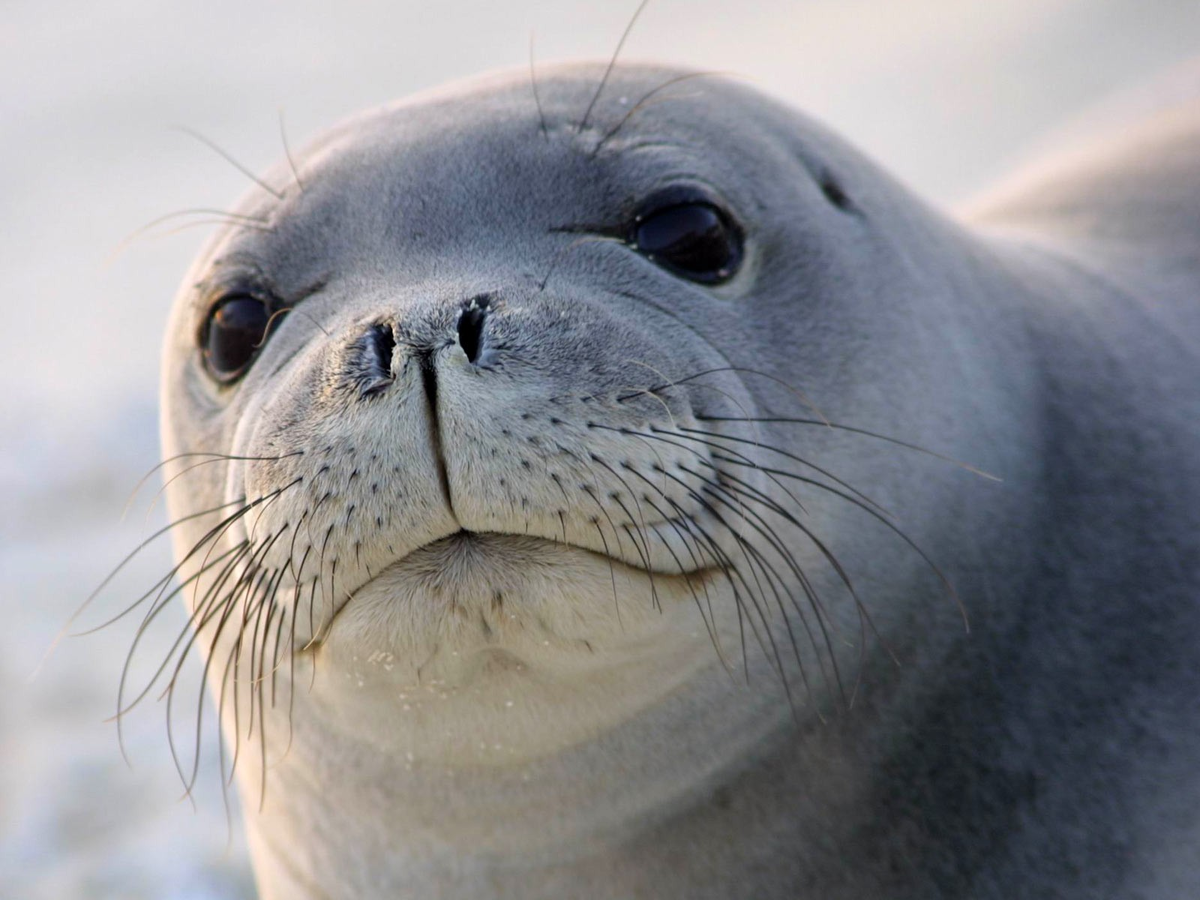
[324,63,773,154]
[286,67,782,213]
[216,64,840,307]
[189,82,608,298]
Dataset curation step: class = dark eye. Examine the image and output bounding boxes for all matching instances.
[633,202,742,284]
[203,294,272,381]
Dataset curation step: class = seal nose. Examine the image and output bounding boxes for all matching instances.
[457,294,490,364]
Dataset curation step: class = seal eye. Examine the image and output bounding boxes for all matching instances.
[634,202,742,284]
[203,294,271,381]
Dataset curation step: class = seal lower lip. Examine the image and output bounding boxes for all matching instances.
[339,529,717,608]
[303,529,711,645]
[378,528,708,577]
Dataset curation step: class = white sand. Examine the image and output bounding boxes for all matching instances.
[1,1,1196,896]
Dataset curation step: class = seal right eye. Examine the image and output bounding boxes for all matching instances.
[202,295,271,381]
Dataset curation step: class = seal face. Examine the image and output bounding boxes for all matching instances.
[146,63,1200,898]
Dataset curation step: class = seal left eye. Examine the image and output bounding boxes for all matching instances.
[633,202,742,284]
[203,295,271,381]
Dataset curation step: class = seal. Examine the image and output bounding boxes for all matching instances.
[146,63,1200,897]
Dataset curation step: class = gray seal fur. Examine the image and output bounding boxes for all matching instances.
[155,63,1200,898]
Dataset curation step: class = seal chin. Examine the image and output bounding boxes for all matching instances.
[309,526,730,764]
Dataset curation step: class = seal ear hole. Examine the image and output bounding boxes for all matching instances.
[819,175,852,212]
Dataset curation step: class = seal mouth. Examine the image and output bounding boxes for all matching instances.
[317,526,718,640]
[366,527,713,587]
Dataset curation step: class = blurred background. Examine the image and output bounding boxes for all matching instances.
[2,1,1197,896]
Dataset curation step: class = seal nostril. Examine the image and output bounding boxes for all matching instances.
[373,323,396,368]
[354,323,396,397]
[458,295,490,364]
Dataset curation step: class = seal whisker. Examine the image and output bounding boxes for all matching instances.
[168,557,267,801]
[614,360,684,426]
[110,209,272,263]
[670,425,887,514]
[171,124,284,200]
[180,483,303,674]
[657,480,785,676]
[691,460,846,644]
[528,32,549,140]
[581,484,637,627]
[216,635,243,789]
[658,468,807,708]
[144,481,297,794]
[268,596,290,705]
[116,537,252,780]
[597,419,867,693]
[586,453,669,611]
[108,544,249,782]
[607,354,829,427]
[73,519,243,640]
[254,306,331,347]
[623,471,732,670]
[588,514,625,629]
[592,71,735,155]
[658,494,777,685]
[596,421,810,519]
[110,218,273,261]
[246,557,288,725]
[712,452,964,631]
[113,499,273,739]
[576,0,651,135]
[279,581,301,760]
[698,463,896,680]
[697,415,999,481]
[174,541,264,797]
[113,542,250,720]
[278,108,305,193]
[125,451,299,517]
[310,528,339,647]
[245,478,300,544]
[237,542,290,743]
[224,565,279,788]
[710,498,821,705]
[691,471,844,702]
[140,451,303,522]
[65,495,247,643]
[284,513,311,585]
[248,566,293,812]
[165,536,282,790]
[615,361,762,437]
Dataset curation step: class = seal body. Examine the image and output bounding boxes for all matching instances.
[157,64,1200,897]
